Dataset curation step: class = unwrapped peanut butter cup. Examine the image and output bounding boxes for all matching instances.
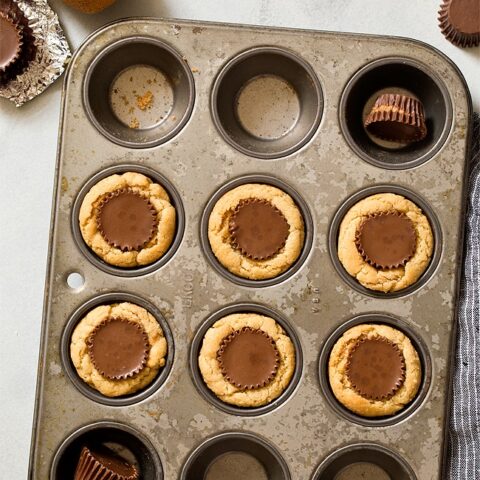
[0,13,21,72]
[217,327,280,389]
[229,198,289,260]
[346,336,406,401]
[355,211,417,270]
[0,1,36,86]
[364,93,427,144]
[439,0,480,48]
[96,188,158,252]
[87,317,149,380]
[74,445,139,480]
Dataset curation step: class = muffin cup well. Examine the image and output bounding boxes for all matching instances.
[339,57,453,169]
[189,303,303,416]
[311,443,416,480]
[200,174,314,288]
[50,421,163,480]
[83,36,195,148]
[318,314,432,428]
[60,292,175,407]
[328,184,443,299]
[71,164,185,277]
[180,432,290,480]
[211,46,323,159]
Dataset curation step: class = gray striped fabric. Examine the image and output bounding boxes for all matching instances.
[447,113,480,479]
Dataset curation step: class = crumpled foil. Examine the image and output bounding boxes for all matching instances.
[0,0,71,107]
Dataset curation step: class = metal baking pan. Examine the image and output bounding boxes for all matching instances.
[28,17,472,480]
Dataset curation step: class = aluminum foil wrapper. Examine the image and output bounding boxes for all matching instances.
[0,0,71,106]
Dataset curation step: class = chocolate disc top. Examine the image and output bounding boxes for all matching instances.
[346,336,406,401]
[229,198,290,260]
[74,446,139,480]
[0,14,21,70]
[355,211,416,269]
[87,317,149,380]
[217,327,280,389]
[96,188,158,252]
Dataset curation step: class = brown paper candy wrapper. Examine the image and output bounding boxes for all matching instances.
[364,93,427,144]
[74,446,139,480]
[438,0,480,48]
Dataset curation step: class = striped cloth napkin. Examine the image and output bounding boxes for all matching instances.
[448,113,480,479]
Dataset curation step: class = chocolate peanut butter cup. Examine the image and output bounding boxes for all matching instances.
[439,0,480,48]
[0,1,36,86]
[346,336,406,400]
[87,318,149,380]
[217,327,280,389]
[229,198,289,260]
[355,211,417,269]
[96,188,158,252]
[364,93,427,144]
[74,445,139,480]
[0,13,21,72]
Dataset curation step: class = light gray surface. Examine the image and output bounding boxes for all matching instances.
[0,1,477,479]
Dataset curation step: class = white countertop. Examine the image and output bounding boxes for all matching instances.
[0,0,478,478]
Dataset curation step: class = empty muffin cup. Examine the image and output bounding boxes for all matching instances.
[339,57,452,169]
[180,432,290,480]
[211,46,323,158]
[61,292,174,407]
[83,36,194,148]
[50,421,163,480]
[312,443,416,480]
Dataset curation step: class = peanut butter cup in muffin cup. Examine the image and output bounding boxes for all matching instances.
[194,307,300,412]
[206,182,306,282]
[364,93,427,144]
[336,191,435,294]
[68,298,170,401]
[74,445,139,480]
[77,171,177,269]
[328,323,422,418]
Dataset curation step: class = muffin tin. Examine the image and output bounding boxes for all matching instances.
[28,18,472,480]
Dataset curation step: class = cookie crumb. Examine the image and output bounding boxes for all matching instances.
[136,90,154,111]
[129,117,140,129]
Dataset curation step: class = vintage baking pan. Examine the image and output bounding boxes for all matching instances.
[28,17,472,480]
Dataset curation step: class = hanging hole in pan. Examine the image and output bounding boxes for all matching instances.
[66,272,85,290]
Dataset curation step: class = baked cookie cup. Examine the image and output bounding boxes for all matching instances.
[207,183,305,280]
[337,192,434,292]
[198,312,295,407]
[328,323,421,417]
[70,301,167,397]
[78,171,176,268]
